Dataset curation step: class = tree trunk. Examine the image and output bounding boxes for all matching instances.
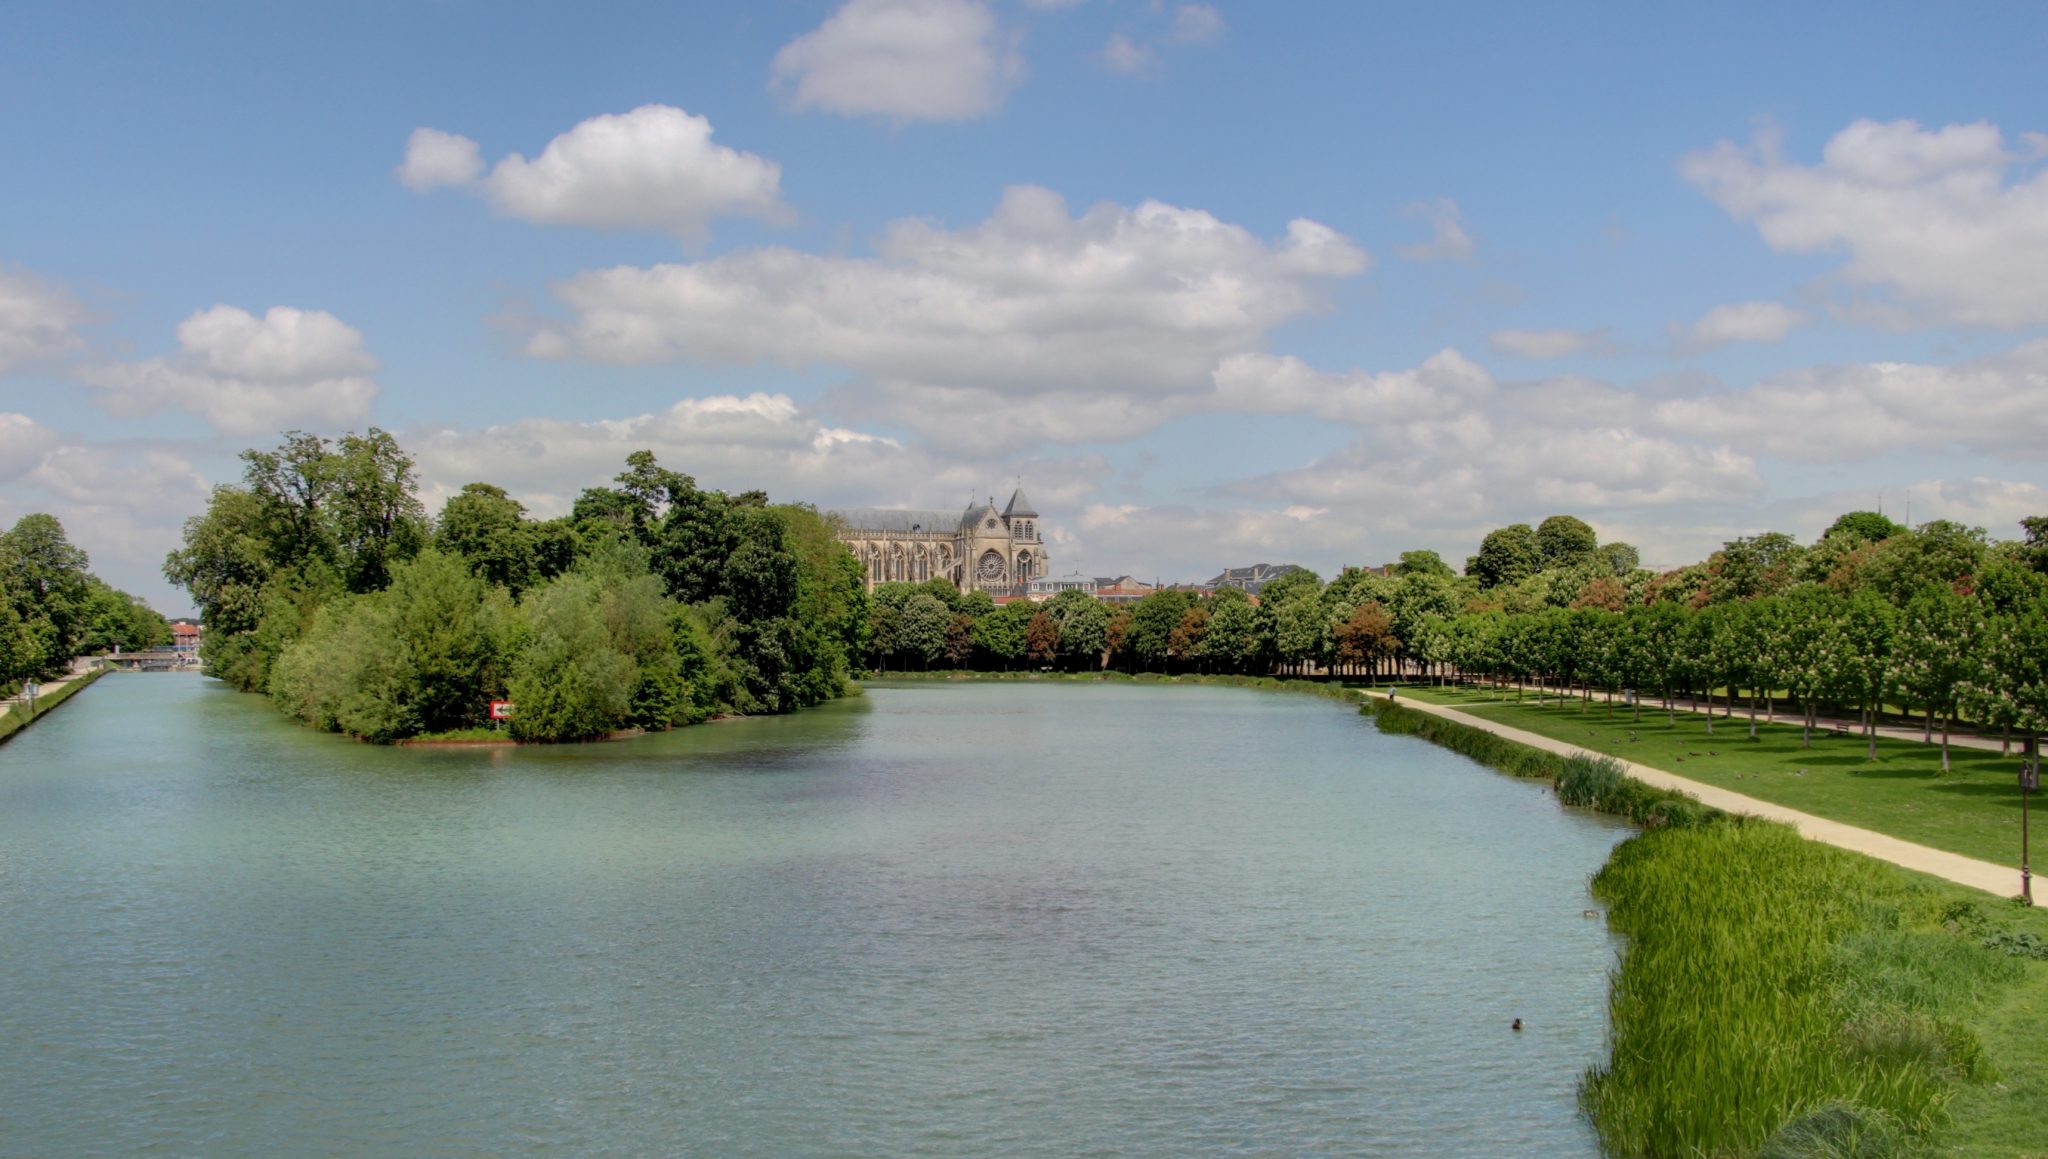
[1801,702,1811,749]
[1924,706,1934,744]
[2002,723,2012,758]
[1705,687,1715,735]
[1749,691,1759,741]
[1940,715,1951,774]
[1865,704,1877,761]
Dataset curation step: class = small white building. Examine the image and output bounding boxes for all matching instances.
[1026,571,1097,597]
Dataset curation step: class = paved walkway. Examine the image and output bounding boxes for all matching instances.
[1365,690,2025,898]
[0,666,93,722]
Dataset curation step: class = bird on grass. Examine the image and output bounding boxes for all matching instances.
[1708,751,1717,757]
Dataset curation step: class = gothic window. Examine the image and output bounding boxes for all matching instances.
[976,550,1007,584]
[985,518,998,530]
[1019,520,1033,541]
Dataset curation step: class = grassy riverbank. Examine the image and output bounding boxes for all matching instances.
[1394,684,2034,869]
[1586,822,2048,1157]
[0,668,104,745]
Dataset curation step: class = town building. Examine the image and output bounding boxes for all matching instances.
[1026,572,1097,598]
[830,487,1048,593]
[1207,563,1306,594]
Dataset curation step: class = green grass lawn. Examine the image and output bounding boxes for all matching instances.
[1381,681,1522,708]
[1403,688,2039,871]
[1942,905,2048,1157]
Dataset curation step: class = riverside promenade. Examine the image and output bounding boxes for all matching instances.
[1360,690,2024,898]
[0,663,105,738]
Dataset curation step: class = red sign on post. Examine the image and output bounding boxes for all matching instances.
[489,700,514,721]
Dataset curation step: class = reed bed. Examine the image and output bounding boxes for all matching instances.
[1584,823,2022,1157]
[1360,697,1718,828]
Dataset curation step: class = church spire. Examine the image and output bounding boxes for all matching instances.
[1001,485,1038,518]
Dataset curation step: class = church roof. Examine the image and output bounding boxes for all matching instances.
[1001,486,1038,518]
[828,507,966,534]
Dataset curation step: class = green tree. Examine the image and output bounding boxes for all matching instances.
[1128,589,1197,668]
[508,574,635,742]
[972,599,1034,669]
[327,428,428,592]
[1837,591,1896,759]
[1395,550,1454,579]
[2021,515,2048,575]
[1536,515,1599,569]
[897,593,952,669]
[1892,586,1987,771]
[437,483,538,594]
[1597,542,1641,576]
[1468,523,1540,589]
[1272,591,1329,675]
[1203,588,1270,674]
[1709,532,1805,603]
[1825,510,1904,543]
[5,513,92,671]
[1046,589,1109,668]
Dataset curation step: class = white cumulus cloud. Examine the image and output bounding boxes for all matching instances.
[771,0,1023,123]
[1650,338,2048,461]
[528,184,1369,452]
[0,266,90,373]
[1683,118,2048,327]
[1673,300,1809,350]
[403,106,788,240]
[78,305,379,435]
[395,127,484,192]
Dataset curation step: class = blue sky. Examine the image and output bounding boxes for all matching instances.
[3,1,2045,612]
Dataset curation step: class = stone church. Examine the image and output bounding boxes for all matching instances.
[830,488,1047,593]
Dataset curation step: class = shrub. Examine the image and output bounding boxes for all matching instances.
[1756,1103,1920,1159]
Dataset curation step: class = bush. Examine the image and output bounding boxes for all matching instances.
[1756,1103,1921,1159]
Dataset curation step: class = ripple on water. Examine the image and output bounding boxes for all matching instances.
[0,677,1626,1156]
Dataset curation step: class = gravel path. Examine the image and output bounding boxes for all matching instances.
[1366,691,2026,898]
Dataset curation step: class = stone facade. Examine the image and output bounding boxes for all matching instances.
[830,488,1049,593]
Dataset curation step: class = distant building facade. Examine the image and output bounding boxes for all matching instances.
[1207,563,1305,594]
[830,488,1048,593]
[1026,572,1097,598]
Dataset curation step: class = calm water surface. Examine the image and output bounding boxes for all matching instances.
[0,675,1628,1156]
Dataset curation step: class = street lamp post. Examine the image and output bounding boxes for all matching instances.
[2023,736,2038,905]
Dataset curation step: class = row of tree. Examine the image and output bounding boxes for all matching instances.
[0,513,170,684]
[166,434,866,742]
[863,511,2048,766]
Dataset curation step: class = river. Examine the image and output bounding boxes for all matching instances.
[0,674,1629,1156]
